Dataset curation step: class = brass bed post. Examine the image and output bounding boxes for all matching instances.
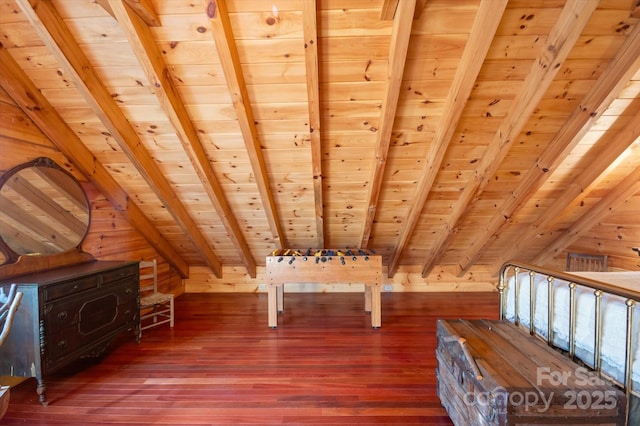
[529,270,536,335]
[625,299,636,410]
[569,282,577,358]
[498,265,508,320]
[547,276,555,346]
[514,266,521,326]
[593,289,603,372]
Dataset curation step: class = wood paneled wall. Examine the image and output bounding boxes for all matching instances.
[0,88,182,296]
[565,192,640,271]
[184,264,498,293]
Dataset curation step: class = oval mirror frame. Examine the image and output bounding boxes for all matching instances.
[0,157,90,264]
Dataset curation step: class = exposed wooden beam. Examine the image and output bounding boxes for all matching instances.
[387,0,507,277]
[16,0,223,277]
[380,0,425,20]
[460,21,640,276]
[0,102,49,146]
[380,0,398,20]
[302,0,324,248]
[492,98,640,273]
[632,0,640,18]
[420,0,599,277]
[359,0,416,248]
[0,44,189,278]
[204,0,285,250]
[108,0,257,277]
[122,0,160,27]
[95,0,160,26]
[533,161,640,265]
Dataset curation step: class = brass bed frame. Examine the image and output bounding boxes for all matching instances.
[498,261,640,424]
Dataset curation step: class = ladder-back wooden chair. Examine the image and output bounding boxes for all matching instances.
[139,260,174,338]
[566,252,608,272]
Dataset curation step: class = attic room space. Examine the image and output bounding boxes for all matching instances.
[1,0,640,424]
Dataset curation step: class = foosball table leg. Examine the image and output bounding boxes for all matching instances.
[277,285,284,312]
[370,285,381,328]
[267,285,278,328]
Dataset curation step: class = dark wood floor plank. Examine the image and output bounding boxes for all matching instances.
[2,291,498,424]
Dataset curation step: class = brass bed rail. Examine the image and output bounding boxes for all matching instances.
[498,261,640,403]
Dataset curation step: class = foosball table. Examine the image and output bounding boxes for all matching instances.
[265,249,382,328]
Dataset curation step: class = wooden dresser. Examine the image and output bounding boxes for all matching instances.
[0,260,140,405]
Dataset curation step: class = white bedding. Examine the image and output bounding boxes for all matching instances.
[503,270,640,387]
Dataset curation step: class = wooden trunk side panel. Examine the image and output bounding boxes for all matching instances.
[436,319,626,425]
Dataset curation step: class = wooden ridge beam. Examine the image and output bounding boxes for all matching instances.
[420,0,598,277]
[108,0,257,277]
[0,44,189,278]
[387,0,507,277]
[16,0,222,277]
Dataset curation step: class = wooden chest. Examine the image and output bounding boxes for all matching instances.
[436,319,626,425]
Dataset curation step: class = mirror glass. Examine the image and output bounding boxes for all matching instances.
[0,158,90,259]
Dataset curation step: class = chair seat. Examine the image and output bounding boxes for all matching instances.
[138,259,174,338]
[140,292,173,307]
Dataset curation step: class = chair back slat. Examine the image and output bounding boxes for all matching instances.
[566,252,608,272]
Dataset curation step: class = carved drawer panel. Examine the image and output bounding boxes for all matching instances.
[43,275,100,303]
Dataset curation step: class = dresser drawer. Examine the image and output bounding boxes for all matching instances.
[42,263,138,303]
[44,298,82,333]
[44,277,138,334]
[101,263,138,285]
[43,275,100,302]
[45,281,139,364]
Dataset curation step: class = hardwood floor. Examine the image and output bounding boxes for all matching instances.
[2,291,499,425]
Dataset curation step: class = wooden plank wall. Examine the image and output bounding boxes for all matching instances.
[0,87,182,297]
[184,264,498,293]
[565,191,640,272]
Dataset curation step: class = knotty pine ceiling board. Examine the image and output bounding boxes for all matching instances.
[1,0,640,276]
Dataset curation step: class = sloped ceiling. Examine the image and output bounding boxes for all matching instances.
[0,0,639,279]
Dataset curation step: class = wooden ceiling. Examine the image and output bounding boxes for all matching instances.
[1,0,639,279]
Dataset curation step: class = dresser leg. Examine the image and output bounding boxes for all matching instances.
[36,378,47,406]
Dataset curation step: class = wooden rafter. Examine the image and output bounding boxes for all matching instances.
[380,0,426,20]
[302,0,324,248]
[420,0,598,277]
[387,0,507,277]
[204,0,285,249]
[492,99,640,273]
[359,0,416,248]
[0,45,190,277]
[108,0,257,277]
[96,0,160,26]
[16,0,223,277]
[460,21,640,276]
[632,0,640,18]
[533,162,640,265]
[0,102,49,146]
[380,0,399,20]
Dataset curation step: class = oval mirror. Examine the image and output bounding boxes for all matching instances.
[0,158,90,262]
